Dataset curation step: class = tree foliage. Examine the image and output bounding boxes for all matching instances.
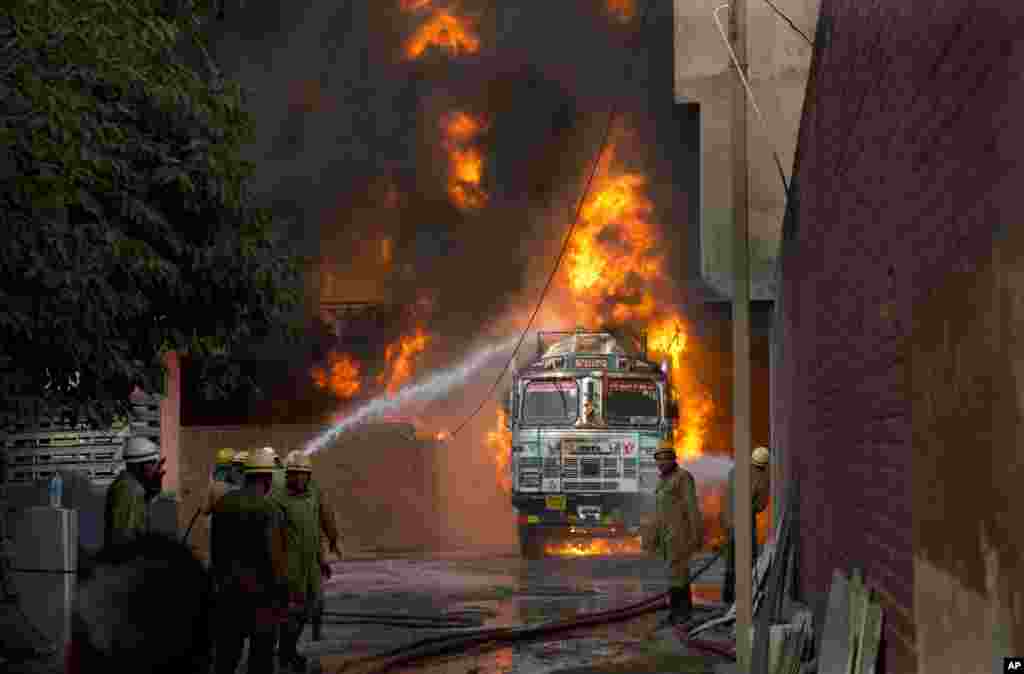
[0,0,304,426]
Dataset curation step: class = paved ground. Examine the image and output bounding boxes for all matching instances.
[306,549,731,674]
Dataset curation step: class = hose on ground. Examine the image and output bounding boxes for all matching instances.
[338,550,726,674]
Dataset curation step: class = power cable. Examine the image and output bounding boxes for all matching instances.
[449,0,656,439]
[761,0,813,46]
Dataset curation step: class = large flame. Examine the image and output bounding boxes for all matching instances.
[487,406,512,494]
[605,0,636,22]
[402,2,480,60]
[648,318,713,462]
[544,536,644,557]
[442,111,489,211]
[378,327,431,395]
[312,352,362,400]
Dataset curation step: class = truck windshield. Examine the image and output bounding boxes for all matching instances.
[605,379,660,425]
[523,380,578,423]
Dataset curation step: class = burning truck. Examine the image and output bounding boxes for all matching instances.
[504,328,680,557]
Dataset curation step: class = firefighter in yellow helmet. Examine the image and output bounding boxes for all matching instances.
[262,446,286,493]
[641,439,703,627]
[282,449,344,642]
[203,448,239,516]
[209,447,289,674]
[721,445,771,604]
[104,436,166,548]
[271,449,329,672]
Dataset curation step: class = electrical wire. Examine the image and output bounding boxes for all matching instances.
[449,0,656,439]
[761,0,813,46]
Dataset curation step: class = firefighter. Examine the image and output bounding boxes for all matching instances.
[272,451,331,673]
[209,447,289,674]
[284,449,344,641]
[721,445,771,605]
[104,436,166,548]
[203,448,239,516]
[642,440,703,627]
[263,446,287,493]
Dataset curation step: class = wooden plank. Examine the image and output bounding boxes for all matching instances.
[858,599,884,674]
[847,572,868,674]
[816,570,851,674]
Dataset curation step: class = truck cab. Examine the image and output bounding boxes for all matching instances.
[504,329,679,557]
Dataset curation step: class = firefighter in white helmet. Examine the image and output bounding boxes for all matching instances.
[642,439,703,627]
[209,447,289,674]
[104,436,165,548]
[271,449,332,672]
[721,445,771,604]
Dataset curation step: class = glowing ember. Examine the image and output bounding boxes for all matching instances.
[400,0,433,10]
[435,429,452,442]
[487,406,512,494]
[442,111,489,211]
[605,0,636,22]
[378,327,430,395]
[312,352,362,400]
[544,536,644,557]
[380,238,393,265]
[403,6,480,60]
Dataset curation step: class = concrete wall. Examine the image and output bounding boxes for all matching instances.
[159,350,181,495]
[178,424,443,561]
[673,0,819,300]
[774,2,1023,671]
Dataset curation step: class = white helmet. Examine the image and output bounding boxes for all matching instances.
[752,446,770,467]
[123,436,160,464]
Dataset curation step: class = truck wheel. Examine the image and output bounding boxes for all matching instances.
[518,526,545,559]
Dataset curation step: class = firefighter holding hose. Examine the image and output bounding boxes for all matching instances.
[303,449,344,642]
[272,450,332,673]
[721,445,771,604]
[642,439,703,627]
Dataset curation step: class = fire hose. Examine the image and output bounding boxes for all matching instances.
[329,550,726,674]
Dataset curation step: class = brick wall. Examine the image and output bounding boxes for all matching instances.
[774,2,1023,671]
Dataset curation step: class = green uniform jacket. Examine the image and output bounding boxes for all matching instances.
[720,465,770,531]
[272,485,322,601]
[104,469,152,548]
[272,468,286,493]
[642,467,703,585]
[210,489,290,630]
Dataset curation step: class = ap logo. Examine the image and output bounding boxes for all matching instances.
[1006,658,1023,671]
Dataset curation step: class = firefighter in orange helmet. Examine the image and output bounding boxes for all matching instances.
[721,445,771,604]
[642,440,703,627]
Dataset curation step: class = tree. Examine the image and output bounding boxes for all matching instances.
[0,0,304,427]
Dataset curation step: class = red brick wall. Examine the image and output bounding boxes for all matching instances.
[774,2,1022,671]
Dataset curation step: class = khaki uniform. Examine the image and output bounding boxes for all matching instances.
[272,482,323,664]
[721,464,770,604]
[642,467,703,586]
[104,470,154,548]
[314,480,342,557]
[203,479,236,515]
[210,489,289,674]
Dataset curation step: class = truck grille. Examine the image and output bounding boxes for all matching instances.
[602,457,617,468]
[543,457,560,478]
[563,481,602,491]
[518,457,542,469]
[580,459,601,478]
[623,458,638,478]
[519,473,541,488]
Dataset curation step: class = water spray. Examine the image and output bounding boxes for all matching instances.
[303,336,520,456]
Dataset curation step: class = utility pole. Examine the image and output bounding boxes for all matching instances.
[729,0,753,669]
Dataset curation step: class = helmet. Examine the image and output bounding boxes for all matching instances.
[752,446,770,467]
[653,438,676,460]
[215,448,235,466]
[284,451,313,473]
[231,450,249,465]
[244,447,277,474]
[123,437,160,464]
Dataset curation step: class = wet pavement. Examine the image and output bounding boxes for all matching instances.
[307,549,731,674]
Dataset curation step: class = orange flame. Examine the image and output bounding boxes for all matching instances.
[312,352,362,400]
[561,141,714,460]
[378,327,430,394]
[403,5,480,60]
[442,111,488,211]
[487,406,512,493]
[544,536,644,557]
[605,0,636,22]
[381,238,393,265]
[436,429,452,441]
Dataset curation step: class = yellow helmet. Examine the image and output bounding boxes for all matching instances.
[285,450,313,473]
[215,448,236,466]
[245,447,277,474]
[752,446,770,467]
[232,450,250,465]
